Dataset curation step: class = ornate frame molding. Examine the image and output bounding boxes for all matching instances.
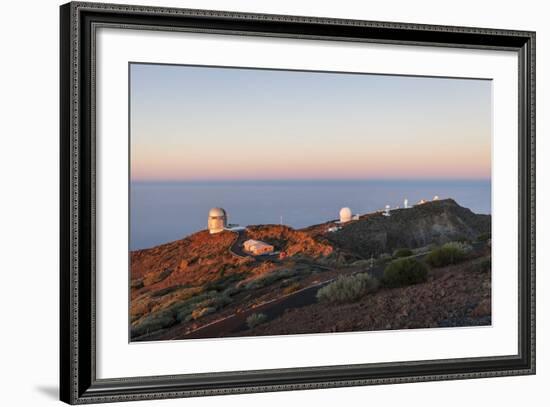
[60,2,535,404]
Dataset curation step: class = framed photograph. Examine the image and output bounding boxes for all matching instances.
[60,1,535,404]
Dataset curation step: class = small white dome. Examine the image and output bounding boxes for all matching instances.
[209,207,226,217]
[339,207,352,223]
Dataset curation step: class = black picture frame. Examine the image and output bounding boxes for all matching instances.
[60,1,536,404]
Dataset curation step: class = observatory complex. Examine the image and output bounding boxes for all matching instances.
[207,196,441,237]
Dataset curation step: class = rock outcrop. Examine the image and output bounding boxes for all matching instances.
[322,199,490,258]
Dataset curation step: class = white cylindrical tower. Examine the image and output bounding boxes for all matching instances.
[339,207,352,223]
[208,207,227,234]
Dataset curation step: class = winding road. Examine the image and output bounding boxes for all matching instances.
[227,230,250,259]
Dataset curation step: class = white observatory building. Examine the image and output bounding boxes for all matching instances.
[208,207,227,234]
[339,207,352,223]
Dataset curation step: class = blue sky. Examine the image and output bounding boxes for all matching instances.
[130,63,492,181]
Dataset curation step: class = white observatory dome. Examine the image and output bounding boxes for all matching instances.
[208,207,227,234]
[209,207,226,218]
[339,207,352,223]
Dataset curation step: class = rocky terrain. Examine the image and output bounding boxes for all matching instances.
[307,198,490,258]
[130,199,491,341]
[241,255,491,337]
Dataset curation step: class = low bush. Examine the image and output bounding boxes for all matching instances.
[245,269,296,290]
[205,272,246,292]
[316,273,379,304]
[150,284,190,298]
[143,268,173,287]
[246,313,267,328]
[393,248,413,258]
[222,285,242,297]
[382,258,428,288]
[477,233,491,242]
[131,311,176,337]
[445,241,473,253]
[132,289,235,336]
[425,241,473,268]
[171,290,232,322]
[187,293,231,319]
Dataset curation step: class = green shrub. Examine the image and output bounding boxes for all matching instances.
[205,272,246,292]
[132,289,234,335]
[131,312,176,337]
[222,286,242,297]
[176,305,197,323]
[477,233,491,242]
[454,236,471,244]
[245,269,296,290]
[150,284,189,298]
[426,241,472,268]
[316,273,379,304]
[246,313,267,328]
[172,290,232,322]
[382,258,428,288]
[445,241,473,253]
[393,248,413,258]
[376,253,392,266]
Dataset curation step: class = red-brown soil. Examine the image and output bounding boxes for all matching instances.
[130,225,340,334]
[241,257,491,337]
[129,199,491,341]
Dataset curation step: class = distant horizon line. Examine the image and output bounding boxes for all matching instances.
[131,177,491,183]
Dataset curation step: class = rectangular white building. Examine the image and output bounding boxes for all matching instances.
[243,239,274,255]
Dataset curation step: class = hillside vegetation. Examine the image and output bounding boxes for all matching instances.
[130,198,491,341]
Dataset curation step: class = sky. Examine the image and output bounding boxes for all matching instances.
[130,63,492,182]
